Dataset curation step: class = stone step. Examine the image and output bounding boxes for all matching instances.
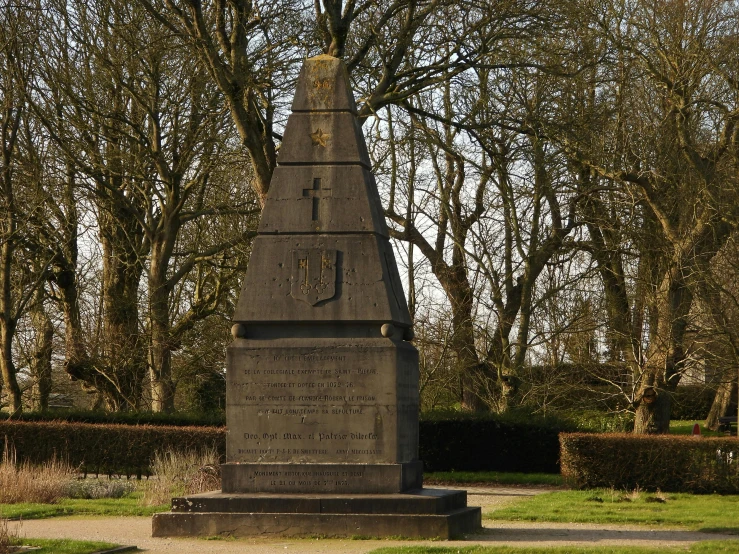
[153,505,482,539]
[171,488,467,515]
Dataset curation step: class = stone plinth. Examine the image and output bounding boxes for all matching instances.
[152,489,481,539]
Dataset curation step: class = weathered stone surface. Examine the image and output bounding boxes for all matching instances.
[233,236,411,326]
[278,113,371,167]
[221,462,423,494]
[152,506,482,539]
[170,489,467,514]
[259,166,388,236]
[291,54,358,113]
[225,338,418,467]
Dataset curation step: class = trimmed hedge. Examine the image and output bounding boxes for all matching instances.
[2,416,567,475]
[561,432,739,493]
[0,409,226,427]
[420,415,567,473]
[0,420,226,476]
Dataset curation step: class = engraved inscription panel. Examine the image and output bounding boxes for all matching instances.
[247,467,363,490]
[226,342,418,465]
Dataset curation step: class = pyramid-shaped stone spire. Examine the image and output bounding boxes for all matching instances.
[234,55,411,329]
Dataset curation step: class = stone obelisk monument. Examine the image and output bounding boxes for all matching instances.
[153,55,480,539]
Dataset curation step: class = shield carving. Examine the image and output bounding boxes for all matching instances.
[290,249,337,305]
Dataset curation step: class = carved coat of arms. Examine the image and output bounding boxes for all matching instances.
[291,249,337,305]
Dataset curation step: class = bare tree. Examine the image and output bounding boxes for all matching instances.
[559,0,739,432]
[0,7,52,414]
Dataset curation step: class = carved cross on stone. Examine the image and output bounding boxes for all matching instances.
[303,177,332,229]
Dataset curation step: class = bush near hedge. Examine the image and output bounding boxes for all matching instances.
[0,420,226,477]
[669,385,721,421]
[420,412,571,473]
[561,432,739,493]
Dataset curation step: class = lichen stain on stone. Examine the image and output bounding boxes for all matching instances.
[374,412,384,443]
[306,57,337,108]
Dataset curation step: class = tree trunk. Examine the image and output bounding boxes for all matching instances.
[633,385,671,434]
[0,234,22,414]
[147,225,179,413]
[0,317,21,414]
[97,194,146,410]
[706,377,736,431]
[633,272,692,434]
[438,259,485,412]
[30,288,53,411]
[99,247,145,411]
[149,278,175,413]
[0,101,22,413]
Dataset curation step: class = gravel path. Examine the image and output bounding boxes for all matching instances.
[10,486,739,553]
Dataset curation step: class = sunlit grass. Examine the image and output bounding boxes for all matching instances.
[488,489,739,532]
[368,542,739,554]
[0,493,167,520]
[670,420,725,437]
[424,471,561,487]
[10,538,120,554]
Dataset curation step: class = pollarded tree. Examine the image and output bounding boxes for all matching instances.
[0,6,53,414]
[558,0,739,433]
[34,0,260,411]
[31,1,151,409]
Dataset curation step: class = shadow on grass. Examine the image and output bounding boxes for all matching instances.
[470,526,736,544]
[470,491,546,498]
[699,527,739,535]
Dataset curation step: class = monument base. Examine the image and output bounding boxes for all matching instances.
[221,461,424,494]
[152,489,481,539]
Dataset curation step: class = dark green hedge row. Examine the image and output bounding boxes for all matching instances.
[0,420,226,476]
[561,432,739,493]
[2,416,566,475]
[0,409,226,427]
[420,415,568,473]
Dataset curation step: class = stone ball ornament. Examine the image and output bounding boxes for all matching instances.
[231,323,247,339]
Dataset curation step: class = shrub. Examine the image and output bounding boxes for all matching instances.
[0,420,226,476]
[420,411,574,473]
[142,448,221,505]
[561,432,739,493]
[670,386,720,421]
[559,410,634,433]
[0,444,74,504]
[65,478,136,499]
[0,517,20,554]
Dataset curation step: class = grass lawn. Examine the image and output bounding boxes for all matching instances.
[425,472,562,487]
[9,538,120,553]
[0,493,167,520]
[367,542,739,554]
[670,420,725,436]
[488,489,739,533]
